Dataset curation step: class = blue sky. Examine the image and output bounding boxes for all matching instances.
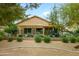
[23,3,62,20]
[26,3,53,19]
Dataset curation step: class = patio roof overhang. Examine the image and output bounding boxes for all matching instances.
[17,16,53,28]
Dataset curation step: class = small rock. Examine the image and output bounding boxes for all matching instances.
[74,45,79,49]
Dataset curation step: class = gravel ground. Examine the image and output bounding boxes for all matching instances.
[0,40,79,56]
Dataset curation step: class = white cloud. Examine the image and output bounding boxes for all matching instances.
[43,11,50,16]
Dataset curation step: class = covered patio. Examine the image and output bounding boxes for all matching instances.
[18,26,52,35]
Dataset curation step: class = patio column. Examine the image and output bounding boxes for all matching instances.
[18,27,22,35]
[22,28,24,34]
[43,28,45,35]
[32,28,36,35]
[19,27,24,34]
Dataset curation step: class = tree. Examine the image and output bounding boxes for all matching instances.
[0,3,40,25]
[4,23,18,36]
[49,5,58,25]
[49,4,64,30]
[60,3,79,27]
[48,5,62,37]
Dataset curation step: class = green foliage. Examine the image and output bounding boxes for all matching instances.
[8,36,13,42]
[60,3,79,27]
[0,3,25,25]
[43,35,51,43]
[74,28,79,37]
[48,5,58,25]
[0,3,40,25]
[75,28,79,33]
[69,36,76,43]
[61,35,69,43]
[34,34,42,43]
[0,31,4,41]
[0,31,4,36]
[18,34,23,37]
[4,23,18,35]
[16,36,23,42]
[0,35,3,41]
[61,33,73,43]
[25,3,41,9]
[61,33,77,43]
[76,36,79,42]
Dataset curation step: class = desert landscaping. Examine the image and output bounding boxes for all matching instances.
[0,3,79,56]
[0,40,79,56]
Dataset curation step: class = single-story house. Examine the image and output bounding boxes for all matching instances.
[17,16,53,35]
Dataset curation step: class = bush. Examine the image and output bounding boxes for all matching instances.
[8,36,13,42]
[75,28,79,33]
[4,23,18,36]
[18,34,23,37]
[61,36,69,43]
[61,34,70,43]
[34,34,42,43]
[16,37,23,42]
[43,35,51,43]
[0,31,4,41]
[69,36,76,43]
[0,35,3,41]
[76,36,79,42]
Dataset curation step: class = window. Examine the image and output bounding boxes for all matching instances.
[24,28,31,34]
[36,28,43,34]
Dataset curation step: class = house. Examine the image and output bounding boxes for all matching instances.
[17,16,53,35]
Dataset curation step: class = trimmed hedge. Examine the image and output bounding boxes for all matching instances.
[0,31,4,41]
[61,36,69,43]
[69,36,76,43]
[43,35,51,43]
[16,37,23,42]
[8,37,14,42]
[61,34,77,43]
[76,36,79,42]
[34,34,42,43]
[0,36,3,41]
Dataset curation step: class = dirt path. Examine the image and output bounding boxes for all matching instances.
[0,40,79,56]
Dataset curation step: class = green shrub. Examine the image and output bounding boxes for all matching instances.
[4,23,18,36]
[18,34,23,37]
[70,36,76,43]
[34,34,42,43]
[16,37,23,42]
[75,28,79,33]
[0,31,4,41]
[0,36,3,41]
[76,36,79,42]
[61,36,69,43]
[43,35,51,43]
[61,34,70,43]
[8,37,13,42]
